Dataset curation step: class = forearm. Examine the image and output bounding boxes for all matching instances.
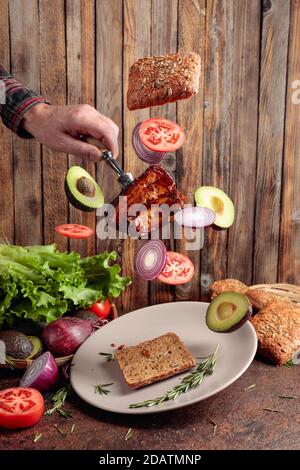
[0,65,48,138]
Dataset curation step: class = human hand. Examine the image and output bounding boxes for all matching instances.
[22,103,119,160]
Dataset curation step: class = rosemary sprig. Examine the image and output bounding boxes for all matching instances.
[44,385,72,418]
[244,384,256,391]
[54,424,64,435]
[279,395,297,399]
[209,418,218,436]
[94,383,113,395]
[5,356,15,368]
[263,407,284,413]
[99,351,115,362]
[124,428,133,441]
[33,432,42,443]
[129,345,219,409]
[284,359,295,368]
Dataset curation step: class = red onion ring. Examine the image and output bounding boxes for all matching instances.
[174,206,216,228]
[20,351,58,392]
[132,123,165,164]
[135,240,167,281]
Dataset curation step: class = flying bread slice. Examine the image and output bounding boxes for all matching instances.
[115,332,196,389]
[127,52,201,110]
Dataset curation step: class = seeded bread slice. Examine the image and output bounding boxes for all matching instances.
[114,332,196,389]
[127,52,201,110]
[250,301,300,365]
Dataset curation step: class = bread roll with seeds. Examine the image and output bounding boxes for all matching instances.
[251,301,300,365]
[127,52,201,110]
[209,279,248,299]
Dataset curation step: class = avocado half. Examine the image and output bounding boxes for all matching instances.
[65,166,104,212]
[206,291,251,333]
[195,186,234,228]
[0,330,33,360]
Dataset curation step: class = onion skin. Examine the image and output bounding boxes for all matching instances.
[132,123,165,164]
[42,317,92,357]
[20,351,58,392]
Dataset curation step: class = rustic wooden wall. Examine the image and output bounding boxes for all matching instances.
[0,0,299,311]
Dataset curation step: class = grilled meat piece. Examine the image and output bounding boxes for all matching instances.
[113,165,185,234]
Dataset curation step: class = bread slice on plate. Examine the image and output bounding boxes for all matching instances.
[115,332,196,389]
[127,52,201,110]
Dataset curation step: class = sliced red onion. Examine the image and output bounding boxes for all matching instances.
[292,349,300,365]
[174,206,216,228]
[132,123,165,164]
[136,240,167,281]
[20,351,58,392]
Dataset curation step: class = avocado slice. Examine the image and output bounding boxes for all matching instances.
[206,292,251,332]
[65,166,104,212]
[195,186,234,228]
[27,336,43,359]
[0,330,33,360]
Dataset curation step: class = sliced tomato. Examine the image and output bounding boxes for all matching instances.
[55,224,94,239]
[139,118,185,152]
[89,299,111,319]
[0,387,44,429]
[157,251,194,285]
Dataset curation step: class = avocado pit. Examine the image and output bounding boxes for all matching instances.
[216,302,237,321]
[211,196,224,215]
[76,176,95,198]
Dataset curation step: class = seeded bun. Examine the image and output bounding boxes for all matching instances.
[127,52,201,110]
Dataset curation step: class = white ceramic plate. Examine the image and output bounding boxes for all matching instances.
[71,302,257,415]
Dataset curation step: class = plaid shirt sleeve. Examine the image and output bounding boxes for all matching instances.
[0,64,48,138]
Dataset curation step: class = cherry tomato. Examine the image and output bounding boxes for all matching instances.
[55,224,94,239]
[157,251,194,285]
[88,299,111,319]
[139,118,185,152]
[0,387,44,429]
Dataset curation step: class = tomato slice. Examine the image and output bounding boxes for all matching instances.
[157,251,194,285]
[0,388,44,429]
[89,299,111,320]
[139,118,185,152]
[55,224,94,239]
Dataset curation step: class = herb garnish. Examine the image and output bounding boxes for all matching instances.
[244,384,256,391]
[44,385,72,418]
[99,351,115,362]
[284,359,295,368]
[33,432,42,443]
[124,428,133,441]
[129,345,219,409]
[94,383,113,395]
[263,407,284,413]
[209,418,218,436]
[278,395,297,400]
[5,356,14,368]
[54,424,64,435]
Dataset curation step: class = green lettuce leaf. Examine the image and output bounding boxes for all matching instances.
[0,244,131,327]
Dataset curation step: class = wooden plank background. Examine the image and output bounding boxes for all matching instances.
[0,0,299,312]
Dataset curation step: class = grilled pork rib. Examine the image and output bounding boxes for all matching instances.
[113,165,185,234]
